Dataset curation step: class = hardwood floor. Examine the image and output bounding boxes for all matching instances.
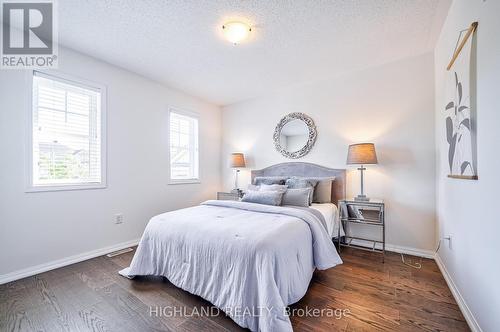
[0,247,469,332]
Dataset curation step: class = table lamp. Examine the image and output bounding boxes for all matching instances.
[347,143,378,201]
[230,153,246,197]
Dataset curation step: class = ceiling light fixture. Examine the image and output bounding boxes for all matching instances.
[222,21,251,45]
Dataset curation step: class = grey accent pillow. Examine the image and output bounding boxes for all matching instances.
[259,184,288,192]
[285,177,319,204]
[281,188,312,207]
[241,190,284,206]
[253,176,287,185]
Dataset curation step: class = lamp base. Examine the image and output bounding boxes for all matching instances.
[354,195,370,201]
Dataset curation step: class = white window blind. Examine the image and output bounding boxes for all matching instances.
[31,72,104,189]
[169,110,199,182]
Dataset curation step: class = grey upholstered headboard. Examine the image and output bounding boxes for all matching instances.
[251,162,346,205]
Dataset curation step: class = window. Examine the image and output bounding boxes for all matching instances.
[29,71,106,191]
[169,110,199,183]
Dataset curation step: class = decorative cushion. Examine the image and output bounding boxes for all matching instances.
[281,188,312,207]
[253,176,287,185]
[241,190,284,206]
[259,184,288,192]
[247,184,260,191]
[285,177,319,204]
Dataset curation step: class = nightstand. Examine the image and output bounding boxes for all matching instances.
[338,198,385,262]
[216,192,241,201]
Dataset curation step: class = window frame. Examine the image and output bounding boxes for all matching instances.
[168,108,200,185]
[25,70,107,192]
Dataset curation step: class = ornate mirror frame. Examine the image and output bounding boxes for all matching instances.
[273,112,317,159]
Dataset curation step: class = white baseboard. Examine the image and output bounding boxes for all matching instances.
[345,238,435,259]
[0,238,140,285]
[434,254,482,332]
[385,243,435,259]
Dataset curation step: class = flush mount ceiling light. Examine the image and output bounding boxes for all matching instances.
[222,21,251,45]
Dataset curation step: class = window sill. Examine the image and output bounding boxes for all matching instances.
[25,183,107,193]
[168,179,201,185]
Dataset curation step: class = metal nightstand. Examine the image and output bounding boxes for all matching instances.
[216,192,241,201]
[338,198,385,262]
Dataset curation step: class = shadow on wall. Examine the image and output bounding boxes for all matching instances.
[385,201,436,250]
[243,155,256,169]
[377,145,416,167]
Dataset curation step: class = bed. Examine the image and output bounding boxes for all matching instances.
[120,162,346,332]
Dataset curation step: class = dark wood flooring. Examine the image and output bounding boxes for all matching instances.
[0,247,469,331]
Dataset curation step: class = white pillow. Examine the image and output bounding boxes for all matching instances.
[241,190,284,206]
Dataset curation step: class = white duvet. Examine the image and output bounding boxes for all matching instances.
[120,200,342,331]
[310,202,344,238]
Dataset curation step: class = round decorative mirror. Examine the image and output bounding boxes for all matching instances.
[273,112,317,159]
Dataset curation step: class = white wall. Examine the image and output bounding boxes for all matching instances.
[0,47,222,278]
[434,1,500,331]
[222,53,436,252]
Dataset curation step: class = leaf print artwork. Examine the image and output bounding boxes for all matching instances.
[444,27,477,180]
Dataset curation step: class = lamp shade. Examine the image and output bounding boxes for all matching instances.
[230,153,246,168]
[346,143,378,165]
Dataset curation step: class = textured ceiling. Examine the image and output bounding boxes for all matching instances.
[57,0,451,106]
